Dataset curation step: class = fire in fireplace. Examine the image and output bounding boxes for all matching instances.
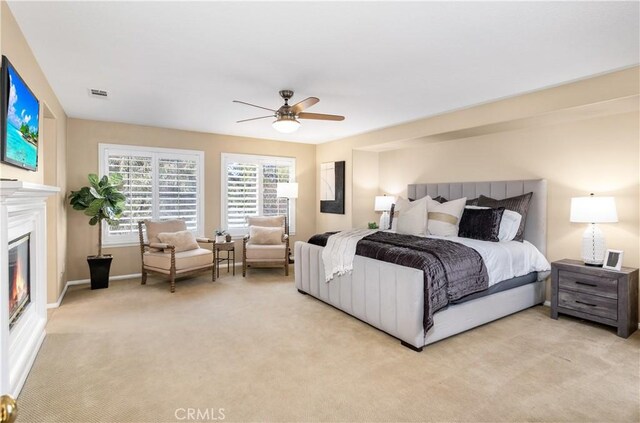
[9,234,30,329]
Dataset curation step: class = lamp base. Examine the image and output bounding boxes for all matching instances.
[379,211,390,231]
[581,223,606,266]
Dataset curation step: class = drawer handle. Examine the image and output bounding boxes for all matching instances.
[575,300,597,307]
[575,281,598,287]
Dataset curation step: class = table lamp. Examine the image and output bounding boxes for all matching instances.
[374,195,395,230]
[570,194,618,266]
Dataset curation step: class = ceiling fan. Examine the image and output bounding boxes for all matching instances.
[233,90,345,134]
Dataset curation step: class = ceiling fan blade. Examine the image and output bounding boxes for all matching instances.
[236,115,274,123]
[298,112,345,121]
[233,100,276,113]
[290,97,319,114]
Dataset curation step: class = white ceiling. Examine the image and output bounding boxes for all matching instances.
[7,1,639,144]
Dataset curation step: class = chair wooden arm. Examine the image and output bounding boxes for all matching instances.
[196,237,215,244]
[149,242,174,250]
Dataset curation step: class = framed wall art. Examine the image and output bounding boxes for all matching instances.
[320,160,345,214]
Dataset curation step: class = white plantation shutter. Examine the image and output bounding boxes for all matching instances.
[222,153,296,236]
[158,157,199,230]
[107,153,153,237]
[99,144,204,245]
[226,162,259,229]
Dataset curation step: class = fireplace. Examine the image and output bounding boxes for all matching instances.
[1,180,59,396]
[9,234,31,329]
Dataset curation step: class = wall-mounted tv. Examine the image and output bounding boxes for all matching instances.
[1,56,39,171]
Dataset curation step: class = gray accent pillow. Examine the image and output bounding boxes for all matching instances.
[466,198,479,206]
[477,192,533,242]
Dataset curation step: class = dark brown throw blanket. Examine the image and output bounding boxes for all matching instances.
[308,231,489,332]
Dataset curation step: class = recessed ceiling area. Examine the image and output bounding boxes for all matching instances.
[7,1,639,144]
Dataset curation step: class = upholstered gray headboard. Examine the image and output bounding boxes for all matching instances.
[407,179,547,255]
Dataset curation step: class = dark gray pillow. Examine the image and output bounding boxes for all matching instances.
[432,196,448,204]
[477,192,533,242]
[466,198,479,206]
[458,207,505,242]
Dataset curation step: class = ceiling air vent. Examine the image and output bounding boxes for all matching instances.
[89,89,108,99]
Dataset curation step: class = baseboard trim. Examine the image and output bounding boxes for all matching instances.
[46,273,142,309]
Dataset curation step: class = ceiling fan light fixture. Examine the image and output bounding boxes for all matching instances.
[272,116,300,133]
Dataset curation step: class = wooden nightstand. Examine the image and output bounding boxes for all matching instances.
[551,259,639,338]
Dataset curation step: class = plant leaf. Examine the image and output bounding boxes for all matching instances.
[89,186,104,199]
[85,198,105,217]
[88,174,99,187]
[89,216,99,226]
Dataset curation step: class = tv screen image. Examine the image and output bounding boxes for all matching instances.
[1,56,39,171]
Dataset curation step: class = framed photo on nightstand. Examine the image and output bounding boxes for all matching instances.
[603,249,624,271]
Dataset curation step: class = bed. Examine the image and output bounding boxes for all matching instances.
[294,179,549,351]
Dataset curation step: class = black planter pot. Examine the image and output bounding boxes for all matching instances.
[87,255,113,290]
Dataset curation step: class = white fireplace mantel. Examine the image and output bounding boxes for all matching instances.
[0,180,59,397]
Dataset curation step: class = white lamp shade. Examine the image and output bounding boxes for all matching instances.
[570,196,618,223]
[374,195,395,212]
[277,182,299,199]
[272,118,300,133]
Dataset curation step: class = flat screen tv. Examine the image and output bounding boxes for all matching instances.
[1,56,39,171]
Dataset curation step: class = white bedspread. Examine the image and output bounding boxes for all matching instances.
[322,229,378,282]
[428,235,551,286]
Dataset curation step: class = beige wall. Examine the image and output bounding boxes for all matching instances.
[66,119,316,281]
[0,2,68,303]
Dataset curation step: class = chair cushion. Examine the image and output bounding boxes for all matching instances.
[245,244,286,260]
[144,247,213,271]
[249,226,284,245]
[144,219,187,250]
[157,230,199,252]
[246,215,285,228]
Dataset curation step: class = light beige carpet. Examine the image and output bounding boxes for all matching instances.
[16,268,640,422]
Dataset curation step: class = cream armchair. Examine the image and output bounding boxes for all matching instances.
[243,215,289,277]
[138,220,215,293]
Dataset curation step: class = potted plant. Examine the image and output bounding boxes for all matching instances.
[69,173,126,290]
[215,229,228,243]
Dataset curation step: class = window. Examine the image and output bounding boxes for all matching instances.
[99,144,204,246]
[221,153,296,236]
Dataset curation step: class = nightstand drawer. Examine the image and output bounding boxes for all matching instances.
[558,270,617,299]
[558,290,617,321]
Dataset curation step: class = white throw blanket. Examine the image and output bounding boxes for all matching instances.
[322,229,378,282]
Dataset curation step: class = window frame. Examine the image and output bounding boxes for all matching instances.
[99,143,205,247]
[221,152,296,237]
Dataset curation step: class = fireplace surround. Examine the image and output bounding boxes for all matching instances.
[0,181,59,396]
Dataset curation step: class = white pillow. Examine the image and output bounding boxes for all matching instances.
[465,206,522,242]
[499,210,522,241]
[390,197,408,231]
[249,226,284,245]
[426,197,467,237]
[157,230,199,252]
[395,197,428,236]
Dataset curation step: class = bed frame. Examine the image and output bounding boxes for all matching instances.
[294,179,547,351]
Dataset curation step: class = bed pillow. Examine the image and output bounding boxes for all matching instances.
[465,206,522,242]
[466,198,479,206]
[395,197,428,236]
[477,192,533,242]
[157,230,199,252]
[458,207,505,242]
[432,196,448,204]
[389,197,409,231]
[249,226,284,245]
[426,196,466,237]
